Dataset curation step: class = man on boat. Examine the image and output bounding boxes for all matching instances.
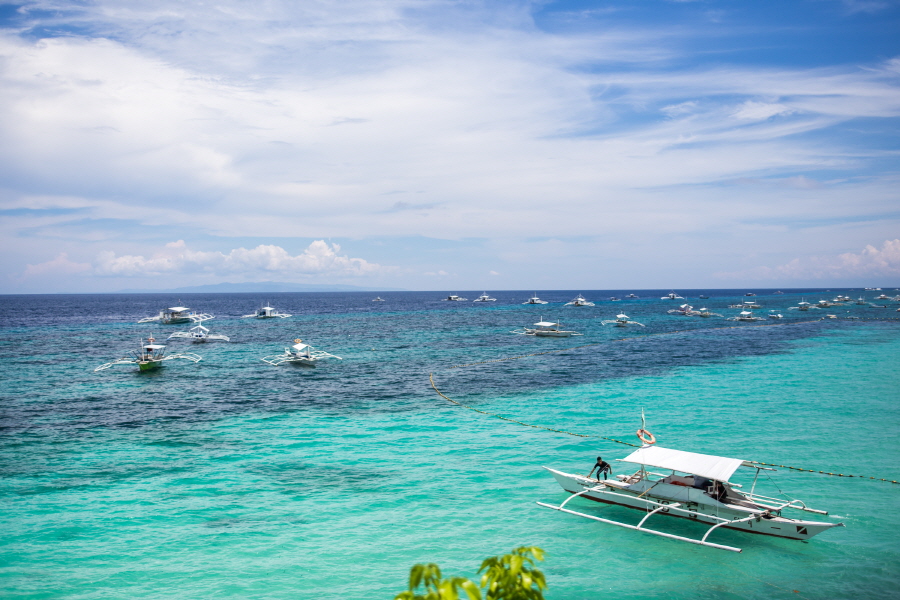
[589,456,612,481]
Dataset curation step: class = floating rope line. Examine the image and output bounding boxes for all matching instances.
[429,373,639,447]
[430,374,899,484]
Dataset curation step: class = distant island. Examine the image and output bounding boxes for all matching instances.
[117,281,406,293]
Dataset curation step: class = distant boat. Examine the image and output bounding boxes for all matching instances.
[261,339,342,366]
[601,313,645,327]
[661,292,684,300]
[242,304,292,319]
[167,324,230,343]
[768,311,783,319]
[138,306,213,325]
[95,336,202,372]
[774,291,784,295]
[523,293,548,305]
[473,292,496,302]
[372,297,385,302]
[745,292,756,296]
[565,294,594,307]
[667,304,697,316]
[727,310,764,322]
[698,295,709,299]
[442,294,468,301]
[512,317,581,337]
[609,296,621,302]
[625,293,638,299]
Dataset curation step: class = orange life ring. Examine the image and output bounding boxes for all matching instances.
[637,429,656,445]
[294,338,303,343]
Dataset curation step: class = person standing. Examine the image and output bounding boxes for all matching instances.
[589,456,612,481]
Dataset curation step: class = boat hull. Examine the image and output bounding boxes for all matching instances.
[138,360,164,371]
[545,468,840,541]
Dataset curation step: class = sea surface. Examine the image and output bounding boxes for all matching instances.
[1,289,899,599]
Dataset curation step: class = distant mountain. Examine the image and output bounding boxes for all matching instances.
[117,281,405,293]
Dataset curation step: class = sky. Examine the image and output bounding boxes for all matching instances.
[1,0,899,293]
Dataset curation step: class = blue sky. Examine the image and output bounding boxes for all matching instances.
[1,0,898,292]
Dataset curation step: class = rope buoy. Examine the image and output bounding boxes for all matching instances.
[637,429,656,445]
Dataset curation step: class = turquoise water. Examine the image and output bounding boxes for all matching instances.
[1,291,899,599]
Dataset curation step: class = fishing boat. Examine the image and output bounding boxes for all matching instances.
[694,307,722,318]
[667,303,697,316]
[260,339,342,366]
[167,324,230,343]
[523,293,548,305]
[788,300,818,311]
[537,435,843,553]
[443,294,468,301]
[661,292,684,300]
[242,304,292,319]
[373,297,385,302]
[473,293,497,302]
[729,301,761,309]
[565,294,595,307]
[138,306,213,324]
[94,336,202,372]
[512,318,582,337]
[727,310,764,322]
[601,313,645,327]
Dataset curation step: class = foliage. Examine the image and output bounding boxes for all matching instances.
[394,547,546,600]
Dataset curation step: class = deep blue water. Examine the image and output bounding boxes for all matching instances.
[1,289,898,599]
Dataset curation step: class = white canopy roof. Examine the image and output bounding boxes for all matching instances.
[620,446,746,482]
[534,321,559,327]
[168,306,190,312]
[144,344,166,350]
[291,343,309,351]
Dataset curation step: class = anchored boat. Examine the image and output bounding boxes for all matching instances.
[523,293,548,305]
[167,324,230,343]
[138,306,213,324]
[565,294,595,307]
[512,318,582,337]
[442,294,468,301]
[242,304,292,319]
[601,313,645,327]
[538,432,843,552]
[261,339,342,366]
[95,336,202,372]
[473,293,497,302]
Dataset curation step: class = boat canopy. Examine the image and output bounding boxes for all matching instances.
[168,306,189,312]
[291,343,309,351]
[534,321,558,327]
[144,344,166,350]
[620,446,746,482]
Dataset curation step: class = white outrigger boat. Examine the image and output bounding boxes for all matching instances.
[138,306,213,324]
[625,293,638,299]
[261,339,342,366]
[727,310,765,322]
[167,324,230,343]
[442,294,468,301]
[373,297,386,302]
[242,304,292,319]
[788,300,818,311]
[473,293,496,302]
[694,307,722,318]
[601,313,644,327]
[565,294,595,307]
[767,311,784,319]
[667,303,697,316]
[95,336,202,372]
[512,318,582,337]
[729,300,761,309]
[523,293,548,305]
[538,435,843,553]
[661,292,684,300]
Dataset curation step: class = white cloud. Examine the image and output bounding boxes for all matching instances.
[716,239,900,281]
[93,240,387,277]
[732,101,795,121]
[22,252,92,277]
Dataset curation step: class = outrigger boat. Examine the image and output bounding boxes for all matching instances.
[789,301,818,311]
[242,304,292,319]
[767,311,784,319]
[565,294,595,307]
[373,297,386,302]
[473,293,496,302]
[729,300,761,309]
[667,303,697,316]
[523,293,548,305]
[442,294,468,301]
[167,324,230,343]
[625,293,638,299]
[538,431,843,553]
[512,318,582,337]
[601,313,645,327]
[727,310,765,322]
[694,307,722,318]
[95,336,202,372]
[138,306,213,324]
[260,339,342,366]
[661,292,684,300]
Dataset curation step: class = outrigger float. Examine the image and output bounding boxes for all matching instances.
[167,324,230,343]
[95,336,202,372]
[261,339,342,366]
[138,306,213,325]
[538,429,843,553]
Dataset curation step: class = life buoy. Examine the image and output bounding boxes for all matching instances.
[637,429,656,445]
[294,338,303,343]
